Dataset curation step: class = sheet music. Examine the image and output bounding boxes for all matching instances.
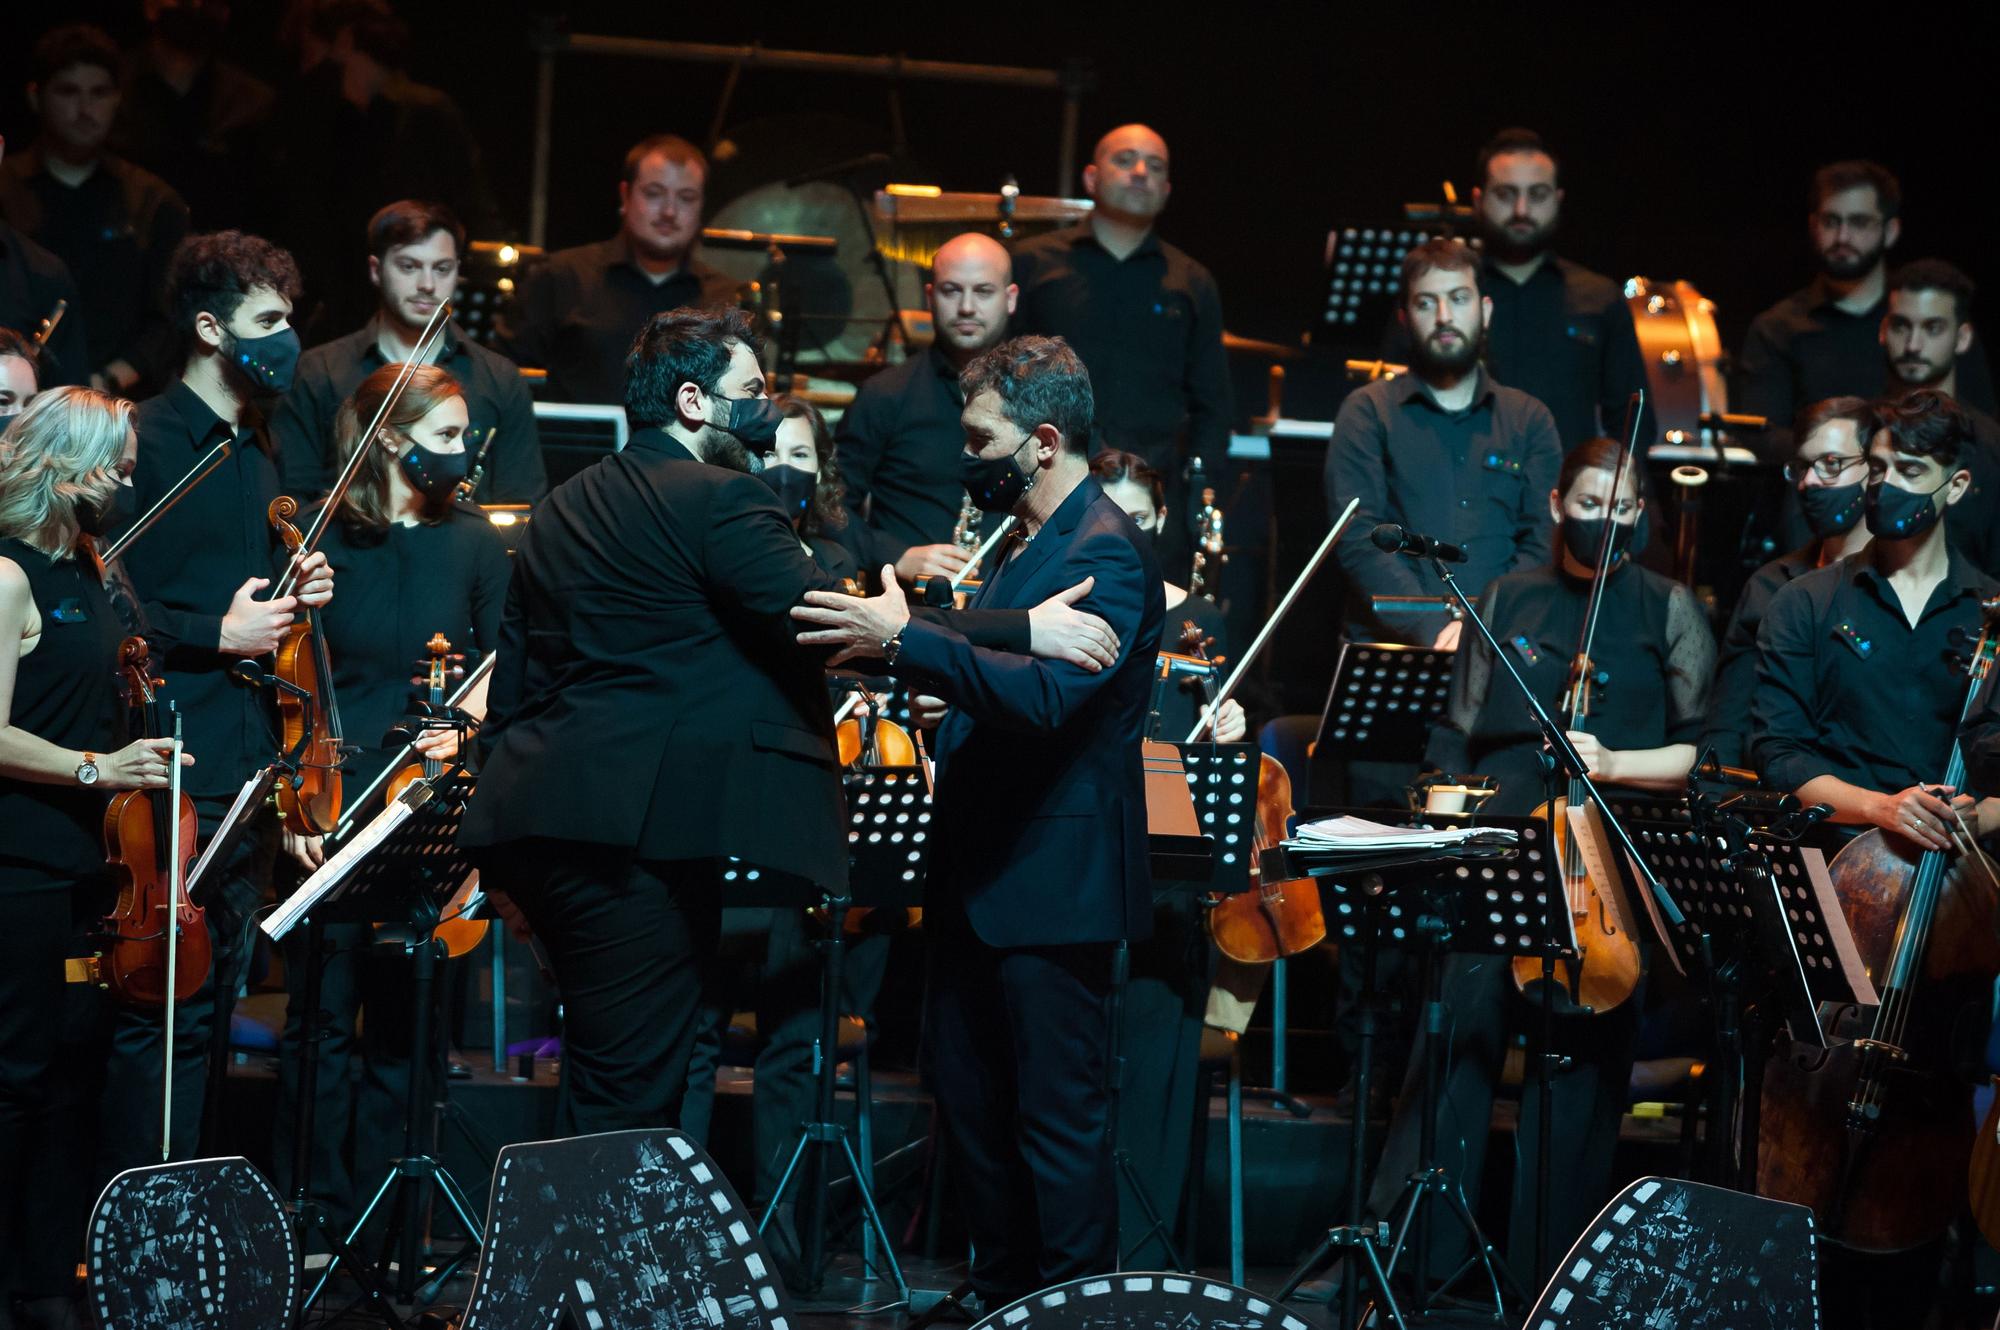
[1801,845,1878,1005]
[1286,813,1516,852]
[185,766,274,898]
[260,798,412,940]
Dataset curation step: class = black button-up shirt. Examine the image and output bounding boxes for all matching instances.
[0,147,188,390]
[1009,223,1233,478]
[1752,547,2000,797]
[1385,254,1647,453]
[1737,278,1999,438]
[0,218,89,387]
[271,317,546,504]
[1704,544,1819,768]
[497,236,740,406]
[1324,368,1562,643]
[119,382,288,797]
[835,345,981,568]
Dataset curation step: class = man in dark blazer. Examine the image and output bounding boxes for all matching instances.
[796,335,1166,1304]
[463,309,1122,1136]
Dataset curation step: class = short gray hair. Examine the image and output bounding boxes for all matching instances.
[959,335,1094,455]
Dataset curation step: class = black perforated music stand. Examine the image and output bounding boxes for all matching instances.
[1606,793,1867,1189]
[761,764,929,1308]
[1177,742,1259,898]
[266,771,486,1321]
[1313,642,1456,763]
[1272,811,1548,1329]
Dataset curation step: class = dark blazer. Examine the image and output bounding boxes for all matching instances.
[460,428,848,887]
[893,475,1165,948]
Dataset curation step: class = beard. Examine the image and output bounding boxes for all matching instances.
[1479,212,1558,266]
[1891,353,1952,389]
[1816,238,1884,281]
[698,426,759,474]
[1410,323,1484,378]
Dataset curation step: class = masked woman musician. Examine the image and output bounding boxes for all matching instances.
[268,362,509,1226]
[0,388,196,1326]
[1361,435,1716,1287]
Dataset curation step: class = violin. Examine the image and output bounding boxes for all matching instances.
[1508,440,1645,1016]
[1757,597,2000,1252]
[1181,622,1326,963]
[267,495,345,835]
[383,633,486,958]
[100,637,211,1160]
[823,681,924,934]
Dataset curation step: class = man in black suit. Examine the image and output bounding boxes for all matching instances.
[796,335,1166,1304]
[463,309,1121,1135]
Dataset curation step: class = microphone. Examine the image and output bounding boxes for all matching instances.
[1370,523,1468,564]
[922,575,954,608]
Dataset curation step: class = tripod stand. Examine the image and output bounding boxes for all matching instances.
[265,768,487,1320]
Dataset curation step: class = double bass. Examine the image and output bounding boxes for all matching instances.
[1181,622,1326,962]
[1508,441,1644,1014]
[1757,597,2000,1252]
[100,637,210,1159]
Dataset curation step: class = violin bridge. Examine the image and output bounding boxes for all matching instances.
[1849,1037,1908,1062]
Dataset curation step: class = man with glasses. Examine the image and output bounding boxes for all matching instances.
[1738,161,1997,448]
[1704,395,1875,766]
[1749,386,2000,1330]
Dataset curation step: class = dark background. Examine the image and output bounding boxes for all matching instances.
[2,4,1991,367]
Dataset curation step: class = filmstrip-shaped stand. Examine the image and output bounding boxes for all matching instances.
[1606,784,1866,1191]
[264,769,486,1323]
[1269,815,1541,1330]
[761,765,927,1308]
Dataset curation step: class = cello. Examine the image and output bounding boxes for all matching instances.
[1507,439,1645,1015]
[100,637,210,1159]
[1181,622,1326,962]
[1757,597,2000,1252]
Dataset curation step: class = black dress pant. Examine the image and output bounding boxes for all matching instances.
[923,907,1116,1303]
[1114,899,1209,1267]
[682,908,892,1206]
[493,842,721,1135]
[97,798,275,1182]
[0,878,113,1310]
[1363,951,1641,1289]
[271,921,428,1229]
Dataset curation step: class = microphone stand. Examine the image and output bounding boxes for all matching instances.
[1419,551,1698,1279]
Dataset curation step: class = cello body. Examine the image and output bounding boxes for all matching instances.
[1510,796,1643,1014]
[1756,828,2000,1251]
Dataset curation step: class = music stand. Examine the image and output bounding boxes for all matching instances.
[1606,791,1866,1189]
[761,764,927,1309]
[1271,811,1544,1330]
[267,771,487,1321]
[1309,642,1455,807]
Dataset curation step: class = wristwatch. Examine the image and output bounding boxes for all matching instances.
[76,752,100,786]
[881,626,905,667]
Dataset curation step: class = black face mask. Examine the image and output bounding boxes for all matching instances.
[711,394,787,445]
[228,326,302,395]
[1561,510,1650,567]
[1864,477,1951,541]
[961,438,1036,513]
[399,441,469,504]
[758,463,817,528]
[1131,523,1158,555]
[77,482,138,538]
[1797,481,1867,539]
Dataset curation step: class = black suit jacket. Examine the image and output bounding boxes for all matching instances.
[461,428,849,886]
[893,476,1165,948]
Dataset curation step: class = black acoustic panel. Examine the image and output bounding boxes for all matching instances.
[462,1127,789,1330]
[86,1156,297,1329]
[970,1273,1311,1330]
[1524,1176,1816,1329]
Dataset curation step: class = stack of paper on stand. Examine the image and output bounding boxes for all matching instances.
[1284,814,1518,853]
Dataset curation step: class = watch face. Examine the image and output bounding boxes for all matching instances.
[78,762,99,785]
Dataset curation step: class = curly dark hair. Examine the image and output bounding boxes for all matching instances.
[167,231,303,335]
[624,305,759,430]
[1875,389,1971,469]
[959,335,1093,455]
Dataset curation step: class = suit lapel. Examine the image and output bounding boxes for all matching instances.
[989,478,1102,610]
